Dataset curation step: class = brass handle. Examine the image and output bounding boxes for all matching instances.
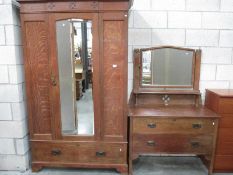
[147,140,156,146]
[191,142,200,148]
[51,149,61,156]
[51,75,57,86]
[96,151,106,157]
[192,123,202,129]
[147,123,156,128]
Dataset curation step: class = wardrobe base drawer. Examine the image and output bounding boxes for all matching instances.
[31,141,127,164]
[133,134,213,154]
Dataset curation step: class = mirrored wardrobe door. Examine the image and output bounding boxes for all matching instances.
[49,13,100,140]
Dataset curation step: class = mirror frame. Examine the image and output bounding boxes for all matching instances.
[133,46,201,94]
[49,13,100,141]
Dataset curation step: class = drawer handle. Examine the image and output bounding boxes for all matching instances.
[192,124,202,129]
[147,123,156,128]
[51,149,61,156]
[147,140,156,146]
[191,142,200,148]
[96,151,106,157]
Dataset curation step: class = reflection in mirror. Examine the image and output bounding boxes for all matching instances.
[142,48,194,87]
[56,19,94,136]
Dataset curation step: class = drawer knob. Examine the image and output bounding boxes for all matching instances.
[51,149,61,156]
[192,123,202,129]
[191,142,200,148]
[147,123,156,128]
[147,140,156,146]
[96,151,106,157]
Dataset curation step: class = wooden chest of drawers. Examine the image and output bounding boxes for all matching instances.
[205,89,233,172]
[128,106,219,175]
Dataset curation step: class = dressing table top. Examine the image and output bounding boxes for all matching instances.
[128,105,219,118]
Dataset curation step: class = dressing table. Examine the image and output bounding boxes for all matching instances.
[128,46,219,175]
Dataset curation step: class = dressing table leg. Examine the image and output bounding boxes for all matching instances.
[129,118,133,175]
[208,166,213,175]
[208,155,214,175]
[129,158,133,175]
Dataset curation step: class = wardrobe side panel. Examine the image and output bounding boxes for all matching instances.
[22,14,52,139]
[101,13,128,141]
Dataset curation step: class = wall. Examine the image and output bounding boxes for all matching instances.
[128,0,233,100]
[0,0,29,171]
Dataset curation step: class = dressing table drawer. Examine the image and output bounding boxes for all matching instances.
[132,134,213,154]
[132,118,216,135]
[31,141,127,164]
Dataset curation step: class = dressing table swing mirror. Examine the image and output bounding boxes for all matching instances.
[128,46,219,175]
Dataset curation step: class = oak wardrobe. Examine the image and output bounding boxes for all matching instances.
[18,0,132,173]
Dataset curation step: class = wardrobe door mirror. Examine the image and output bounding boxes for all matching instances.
[141,48,194,87]
[56,19,94,136]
